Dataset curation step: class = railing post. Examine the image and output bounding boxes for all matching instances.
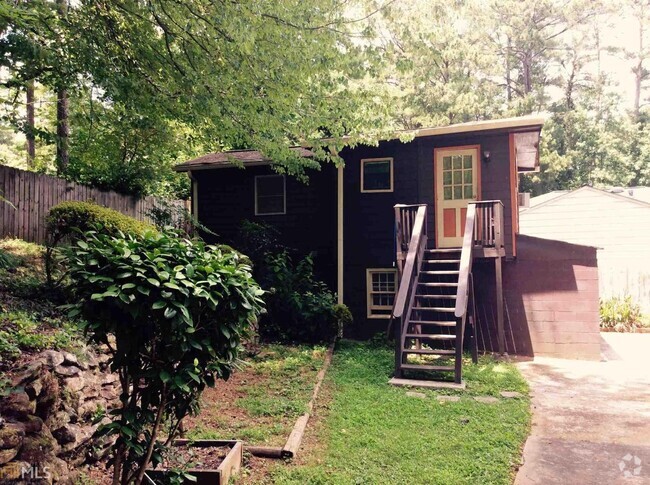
[394,316,403,378]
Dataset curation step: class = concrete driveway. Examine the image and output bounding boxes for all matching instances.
[515,333,650,484]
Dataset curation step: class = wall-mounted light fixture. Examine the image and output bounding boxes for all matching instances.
[482,150,491,164]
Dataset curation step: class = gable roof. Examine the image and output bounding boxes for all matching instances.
[175,147,314,172]
[175,115,545,172]
[522,186,650,214]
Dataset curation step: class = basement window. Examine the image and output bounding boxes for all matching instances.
[367,269,397,319]
[361,158,393,192]
[255,175,286,215]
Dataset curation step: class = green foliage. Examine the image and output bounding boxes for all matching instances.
[0,249,20,270]
[234,220,283,268]
[600,296,645,332]
[46,201,155,243]
[259,251,343,344]
[61,229,264,484]
[0,311,81,366]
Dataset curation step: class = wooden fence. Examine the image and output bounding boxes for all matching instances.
[0,165,188,244]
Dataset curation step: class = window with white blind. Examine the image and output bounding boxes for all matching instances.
[255,175,286,215]
[366,269,397,318]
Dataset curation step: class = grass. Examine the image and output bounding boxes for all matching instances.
[185,344,327,446]
[265,340,530,485]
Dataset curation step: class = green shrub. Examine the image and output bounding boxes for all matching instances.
[45,201,156,283]
[259,251,349,343]
[234,220,283,269]
[600,296,643,332]
[46,201,155,244]
[61,229,264,483]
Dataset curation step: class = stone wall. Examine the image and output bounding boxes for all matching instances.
[0,348,120,483]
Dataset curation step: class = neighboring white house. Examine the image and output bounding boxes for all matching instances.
[520,186,650,311]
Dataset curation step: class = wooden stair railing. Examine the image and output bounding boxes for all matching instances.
[453,203,480,382]
[391,204,428,376]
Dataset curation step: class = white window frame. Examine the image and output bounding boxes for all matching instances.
[254,174,286,216]
[360,158,394,193]
[366,268,398,319]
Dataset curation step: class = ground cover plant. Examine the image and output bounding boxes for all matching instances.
[184,344,327,446]
[0,238,84,369]
[600,295,649,332]
[266,340,530,485]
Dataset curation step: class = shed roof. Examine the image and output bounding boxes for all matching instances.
[175,115,545,172]
[175,147,314,172]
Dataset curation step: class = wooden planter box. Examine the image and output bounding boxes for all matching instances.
[146,440,242,485]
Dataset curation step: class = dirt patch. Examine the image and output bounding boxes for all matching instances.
[163,445,230,470]
[183,345,326,447]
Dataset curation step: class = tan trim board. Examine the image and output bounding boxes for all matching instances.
[360,157,394,193]
[337,165,344,305]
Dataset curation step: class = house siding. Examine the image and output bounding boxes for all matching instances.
[193,164,338,288]
[341,131,516,337]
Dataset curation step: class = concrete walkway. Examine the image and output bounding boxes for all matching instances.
[515,333,650,485]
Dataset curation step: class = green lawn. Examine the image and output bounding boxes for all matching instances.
[267,340,530,485]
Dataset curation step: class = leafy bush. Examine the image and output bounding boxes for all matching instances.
[45,201,156,283]
[46,201,155,244]
[234,220,283,269]
[146,201,213,237]
[61,229,264,484]
[600,296,644,332]
[259,251,349,343]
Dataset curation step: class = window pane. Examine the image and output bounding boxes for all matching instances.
[443,171,452,185]
[257,176,284,197]
[463,155,472,168]
[256,175,285,214]
[443,156,452,170]
[452,156,462,169]
[464,185,473,198]
[453,170,462,184]
[453,186,462,199]
[444,187,452,200]
[363,160,391,191]
[464,170,472,183]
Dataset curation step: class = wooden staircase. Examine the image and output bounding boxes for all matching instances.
[390,202,504,386]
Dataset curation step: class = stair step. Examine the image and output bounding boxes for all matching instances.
[425,248,461,253]
[412,306,455,313]
[401,364,455,372]
[409,320,456,327]
[424,259,461,264]
[416,294,457,299]
[404,333,456,340]
[418,282,458,287]
[420,270,460,275]
[402,348,456,355]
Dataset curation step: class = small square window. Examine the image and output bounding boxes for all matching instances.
[361,158,393,193]
[367,269,397,318]
[255,175,286,215]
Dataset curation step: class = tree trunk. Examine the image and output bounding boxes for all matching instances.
[26,80,36,167]
[56,88,69,173]
[634,10,644,122]
[56,0,69,174]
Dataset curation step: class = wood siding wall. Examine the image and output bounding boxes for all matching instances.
[0,165,186,244]
[520,187,650,311]
[340,131,515,337]
[474,235,600,360]
[193,164,338,288]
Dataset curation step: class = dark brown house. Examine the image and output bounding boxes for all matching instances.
[176,116,601,384]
